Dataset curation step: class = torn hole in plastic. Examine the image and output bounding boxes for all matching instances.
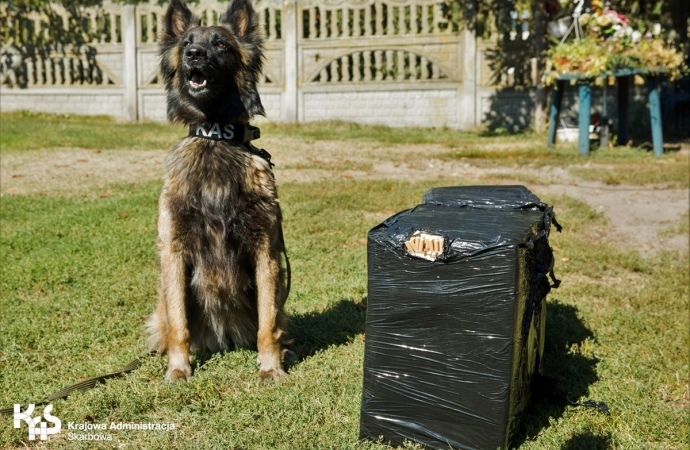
[404,231,445,261]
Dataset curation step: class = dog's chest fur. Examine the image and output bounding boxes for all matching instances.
[159,138,279,343]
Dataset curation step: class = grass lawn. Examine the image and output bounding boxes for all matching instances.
[0,113,688,449]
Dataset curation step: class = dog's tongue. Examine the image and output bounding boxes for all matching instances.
[190,73,207,87]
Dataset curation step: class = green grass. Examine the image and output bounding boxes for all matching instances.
[0,179,687,449]
[0,111,179,151]
[0,113,688,448]
[570,160,690,188]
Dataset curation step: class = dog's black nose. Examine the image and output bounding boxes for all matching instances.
[185,46,207,62]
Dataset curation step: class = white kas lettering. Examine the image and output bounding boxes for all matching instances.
[222,124,234,139]
[208,123,222,138]
[14,404,62,440]
[195,123,235,139]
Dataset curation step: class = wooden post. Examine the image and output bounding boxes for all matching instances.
[121,5,138,122]
[577,82,591,156]
[648,75,663,157]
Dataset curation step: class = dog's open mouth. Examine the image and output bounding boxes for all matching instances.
[188,69,208,89]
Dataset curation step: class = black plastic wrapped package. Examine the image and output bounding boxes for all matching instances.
[360,187,557,450]
[422,185,545,211]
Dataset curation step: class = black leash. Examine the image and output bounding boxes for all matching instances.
[0,355,148,415]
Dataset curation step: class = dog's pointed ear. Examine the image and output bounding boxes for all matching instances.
[164,0,197,38]
[220,0,258,38]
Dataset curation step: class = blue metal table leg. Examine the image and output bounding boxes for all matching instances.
[648,75,664,157]
[578,82,591,155]
[617,75,630,146]
[547,80,565,147]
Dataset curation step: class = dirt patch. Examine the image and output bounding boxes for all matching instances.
[1,148,166,196]
[535,182,689,255]
[1,140,687,256]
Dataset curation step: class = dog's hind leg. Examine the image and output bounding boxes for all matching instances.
[255,238,287,381]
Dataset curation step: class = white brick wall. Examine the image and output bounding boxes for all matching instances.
[302,89,459,128]
[0,89,123,117]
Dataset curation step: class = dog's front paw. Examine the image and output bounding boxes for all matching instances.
[259,367,286,382]
[165,366,191,382]
[165,355,191,382]
[257,351,286,382]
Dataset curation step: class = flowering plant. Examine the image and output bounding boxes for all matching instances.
[544,0,687,84]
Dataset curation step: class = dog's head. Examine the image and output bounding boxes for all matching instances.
[159,0,265,125]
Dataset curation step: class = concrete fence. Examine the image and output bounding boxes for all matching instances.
[0,0,542,129]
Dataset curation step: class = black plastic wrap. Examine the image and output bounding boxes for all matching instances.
[422,185,544,211]
[360,186,556,450]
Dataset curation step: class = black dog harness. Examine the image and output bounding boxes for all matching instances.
[189,122,274,167]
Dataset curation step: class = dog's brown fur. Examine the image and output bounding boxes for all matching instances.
[146,0,289,382]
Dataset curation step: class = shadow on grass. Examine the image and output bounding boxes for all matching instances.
[288,298,367,362]
[511,299,601,448]
[189,299,367,374]
[561,431,612,450]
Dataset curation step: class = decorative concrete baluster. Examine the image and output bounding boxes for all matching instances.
[308,7,316,38]
[26,60,35,86]
[410,4,418,34]
[110,13,118,43]
[374,2,382,35]
[363,50,371,81]
[46,57,54,85]
[63,57,70,85]
[385,50,393,80]
[364,5,372,37]
[374,50,382,81]
[319,7,326,39]
[353,8,360,37]
[397,50,405,80]
[330,10,338,38]
[352,52,360,83]
[381,5,395,36]
[339,58,345,81]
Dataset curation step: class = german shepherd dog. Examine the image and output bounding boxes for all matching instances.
[146,0,289,382]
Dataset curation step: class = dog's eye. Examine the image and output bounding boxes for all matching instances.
[215,41,226,49]
[183,41,191,48]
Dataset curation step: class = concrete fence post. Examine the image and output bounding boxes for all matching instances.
[461,2,477,128]
[281,0,298,123]
[121,5,138,122]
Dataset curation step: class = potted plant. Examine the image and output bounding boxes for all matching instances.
[544,0,687,84]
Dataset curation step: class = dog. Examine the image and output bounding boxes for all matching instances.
[146,0,290,382]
